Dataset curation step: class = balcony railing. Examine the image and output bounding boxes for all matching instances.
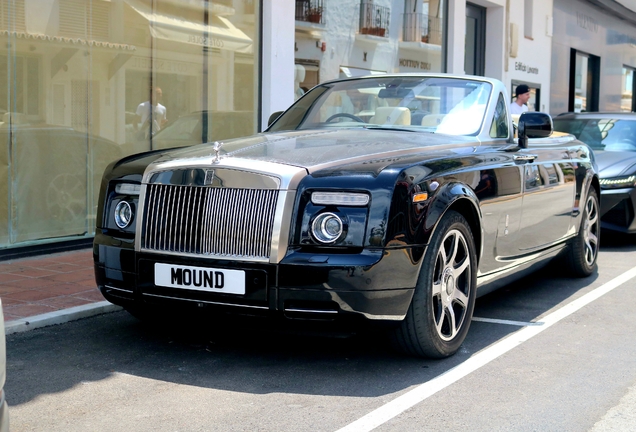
[295,0,325,24]
[402,13,442,45]
[359,2,390,37]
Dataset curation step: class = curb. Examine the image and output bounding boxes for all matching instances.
[5,301,123,335]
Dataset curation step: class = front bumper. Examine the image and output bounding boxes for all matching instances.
[93,232,421,324]
[600,186,636,233]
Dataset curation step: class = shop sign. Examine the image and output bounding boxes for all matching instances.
[399,58,431,70]
[576,12,598,33]
[187,35,225,48]
[515,62,539,75]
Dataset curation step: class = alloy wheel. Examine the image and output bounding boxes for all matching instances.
[431,229,472,341]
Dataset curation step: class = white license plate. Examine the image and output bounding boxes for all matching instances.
[155,263,245,295]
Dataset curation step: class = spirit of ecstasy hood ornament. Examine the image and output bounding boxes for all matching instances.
[211,141,223,164]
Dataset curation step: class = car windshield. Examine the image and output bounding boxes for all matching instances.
[268,76,493,136]
[553,118,636,152]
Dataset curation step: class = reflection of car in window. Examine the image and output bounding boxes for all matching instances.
[0,122,122,243]
[144,110,256,150]
[95,74,600,359]
[554,113,636,235]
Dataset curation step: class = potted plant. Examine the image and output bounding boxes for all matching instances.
[360,26,385,36]
[306,6,323,23]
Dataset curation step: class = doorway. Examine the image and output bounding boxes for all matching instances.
[569,49,600,113]
[465,3,486,76]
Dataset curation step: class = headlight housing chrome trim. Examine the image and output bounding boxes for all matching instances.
[114,201,134,229]
[311,212,344,244]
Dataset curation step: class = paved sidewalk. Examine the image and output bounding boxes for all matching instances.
[0,248,104,323]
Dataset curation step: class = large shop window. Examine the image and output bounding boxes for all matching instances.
[0,0,260,250]
[569,50,600,113]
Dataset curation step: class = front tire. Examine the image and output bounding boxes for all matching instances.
[391,210,477,358]
[565,188,600,277]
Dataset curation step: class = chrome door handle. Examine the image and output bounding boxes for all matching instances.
[514,154,537,162]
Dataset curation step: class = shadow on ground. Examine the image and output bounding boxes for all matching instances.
[8,232,631,407]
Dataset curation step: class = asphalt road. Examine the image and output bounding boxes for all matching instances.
[6,233,636,432]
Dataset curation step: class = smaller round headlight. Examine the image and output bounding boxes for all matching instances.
[311,212,344,244]
[114,201,133,229]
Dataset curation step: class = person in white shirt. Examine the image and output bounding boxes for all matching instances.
[135,87,167,139]
[510,84,530,115]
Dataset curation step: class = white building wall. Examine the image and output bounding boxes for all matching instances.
[446,0,553,108]
[295,0,405,84]
[551,0,636,114]
[447,0,467,74]
[290,0,554,110]
[261,0,296,130]
[504,0,554,111]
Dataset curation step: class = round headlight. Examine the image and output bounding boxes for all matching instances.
[311,212,344,244]
[114,201,133,229]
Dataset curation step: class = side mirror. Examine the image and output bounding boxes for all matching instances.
[517,112,553,148]
[268,111,284,127]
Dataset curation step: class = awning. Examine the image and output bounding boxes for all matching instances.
[0,30,136,51]
[125,0,253,54]
[0,30,137,79]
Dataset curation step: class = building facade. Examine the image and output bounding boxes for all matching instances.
[550,0,636,115]
[1,0,634,252]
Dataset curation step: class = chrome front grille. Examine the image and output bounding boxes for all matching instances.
[142,184,279,260]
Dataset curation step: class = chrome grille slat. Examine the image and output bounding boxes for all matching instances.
[192,187,203,253]
[142,184,279,260]
[159,185,168,250]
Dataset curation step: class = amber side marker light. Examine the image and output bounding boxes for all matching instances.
[413,192,428,203]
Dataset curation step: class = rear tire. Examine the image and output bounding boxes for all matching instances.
[565,188,600,277]
[391,210,477,358]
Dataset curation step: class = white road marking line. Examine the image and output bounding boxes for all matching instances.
[472,317,543,326]
[336,266,636,432]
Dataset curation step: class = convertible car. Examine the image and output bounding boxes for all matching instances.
[94,74,600,358]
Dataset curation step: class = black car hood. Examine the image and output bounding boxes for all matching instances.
[595,150,636,178]
[154,128,478,174]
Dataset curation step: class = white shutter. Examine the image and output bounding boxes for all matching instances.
[59,0,110,40]
[0,0,26,32]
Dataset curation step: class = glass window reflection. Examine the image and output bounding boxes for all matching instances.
[1,0,259,249]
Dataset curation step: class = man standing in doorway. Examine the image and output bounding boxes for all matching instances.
[510,84,530,115]
[135,86,167,139]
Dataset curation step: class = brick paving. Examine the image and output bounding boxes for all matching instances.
[0,249,102,322]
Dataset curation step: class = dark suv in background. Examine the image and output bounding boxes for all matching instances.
[554,112,636,236]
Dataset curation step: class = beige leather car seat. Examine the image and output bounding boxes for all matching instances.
[420,114,446,127]
[370,107,411,126]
